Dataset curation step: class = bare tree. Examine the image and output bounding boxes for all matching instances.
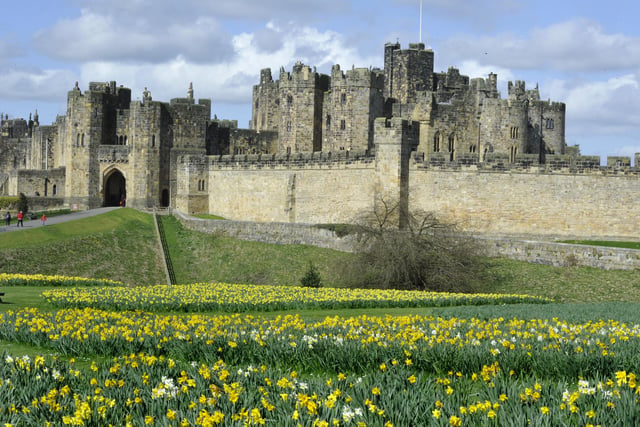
[339,199,485,292]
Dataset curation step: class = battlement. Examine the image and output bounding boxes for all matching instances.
[194,149,375,170]
[330,64,385,88]
[508,80,526,99]
[260,68,274,84]
[530,99,566,112]
[415,153,640,175]
[279,62,330,89]
[469,75,499,98]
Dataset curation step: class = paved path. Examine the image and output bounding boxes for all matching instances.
[0,207,120,233]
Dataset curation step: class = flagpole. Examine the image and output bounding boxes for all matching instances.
[419,0,423,43]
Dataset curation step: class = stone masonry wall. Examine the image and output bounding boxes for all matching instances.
[178,153,377,222]
[409,166,640,239]
[175,211,640,271]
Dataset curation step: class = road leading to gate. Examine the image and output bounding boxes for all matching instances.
[0,207,121,233]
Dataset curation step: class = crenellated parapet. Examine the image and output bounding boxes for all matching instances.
[202,149,374,170]
[414,152,640,176]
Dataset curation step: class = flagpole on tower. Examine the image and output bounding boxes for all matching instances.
[419,0,423,43]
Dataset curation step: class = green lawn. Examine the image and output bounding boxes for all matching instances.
[0,208,166,285]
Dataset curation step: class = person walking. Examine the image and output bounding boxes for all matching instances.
[16,210,24,227]
[40,213,47,226]
[4,211,10,227]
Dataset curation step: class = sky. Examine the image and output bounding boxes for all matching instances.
[0,0,638,162]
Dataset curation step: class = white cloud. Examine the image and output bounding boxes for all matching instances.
[548,73,640,132]
[33,9,234,63]
[76,22,378,114]
[0,67,77,101]
[439,19,640,72]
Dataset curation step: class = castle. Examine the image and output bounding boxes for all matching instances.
[1,42,639,239]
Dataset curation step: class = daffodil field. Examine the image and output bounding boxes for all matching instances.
[40,283,549,312]
[2,275,640,426]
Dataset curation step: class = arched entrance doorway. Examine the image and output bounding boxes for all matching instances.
[161,189,170,207]
[104,169,126,207]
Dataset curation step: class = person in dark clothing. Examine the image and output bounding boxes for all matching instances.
[5,212,10,227]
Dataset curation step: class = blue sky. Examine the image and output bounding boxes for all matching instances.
[0,0,638,162]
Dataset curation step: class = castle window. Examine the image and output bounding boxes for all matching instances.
[433,131,440,152]
[510,127,519,139]
[125,136,128,145]
[287,95,293,106]
[151,135,156,147]
[52,184,57,196]
[340,120,346,130]
[341,93,347,105]
[81,134,85,147]
[286,121,292,132]
[545,118,554,129]
[119,135,124,145]
[326,115,331,131]
[448,134,455,161]
[469,144,477,153]
[255,100,259,110]
[510,145,518,163]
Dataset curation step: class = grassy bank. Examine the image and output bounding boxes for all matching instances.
[1,208,640,302]
[0,208,165,286]
[161,215,351,287]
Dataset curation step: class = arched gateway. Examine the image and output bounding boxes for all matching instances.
[104,169,126,207]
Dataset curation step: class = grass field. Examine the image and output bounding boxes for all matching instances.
[2,208,640,301]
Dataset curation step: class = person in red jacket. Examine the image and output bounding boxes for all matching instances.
[16,211,24,227]
[40,213,47,226]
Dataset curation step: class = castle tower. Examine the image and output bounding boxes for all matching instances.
[384,42,434,104]
[322,65,385,152]
[374,117,419,228]
[63,81,131,209]
[251,68,280,132]
[278,62,329,153]
[528,100,566,156]
[127,92,173,209]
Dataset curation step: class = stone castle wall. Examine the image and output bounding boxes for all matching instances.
[409,164,640,239]
[176,151,377,224]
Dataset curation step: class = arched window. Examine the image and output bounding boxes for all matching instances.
[510,145,518,163]
[151,135,156,147]
[287,95,293,106]
[52,184,57,196]
[81,134,85,147]
[433,131,440,152]
[286,121,292,132]
[448,134,456,161]
[326,115,331,131]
